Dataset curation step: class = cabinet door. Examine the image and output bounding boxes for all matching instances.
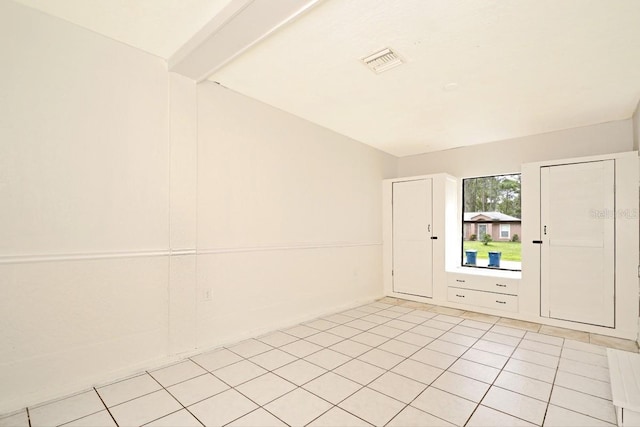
[540,160,615,327]
[392,179,433,297]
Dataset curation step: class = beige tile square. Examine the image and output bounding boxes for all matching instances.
[450,324,487,338]
[368,325,404,338]
[391,359,443,385]
[467,405,536,427]
[482,331,521,347]
[109,390,181,427]
[426,339,468,357]
[386,319,417,331]
[387,406,454,426]
[30,390,106,427]
[432,314,463,325]
[518,339,562,357]
[459,319,493,331]
[524,331,564,347]
[304,319,339,331]
[265,388,332,427]
[472,339,515,357]
[61,410,117,427]
[496,318,541,332]
[227,408,287,427]
[550,386,616,424]
[303,372,362,404]
[558,358,610,382]
[97,374,161,407]
[399,300,433,310]
[344,319,378,331]
[256,331,298,347]
[250,348,297,371]
[482,387,546,425]
[308,407,371,427]
[388,305,414,314]
[490,324,526,338]
[328,325,362,339]
[280,339,323,358]
[305,331,344,347]
[369,372,427,404]
[305,348,351,370]
[423,319,456,331]
[188,389,258,426]
[410,325,446,339]
[362,314,393,324]
[503,358,556,383]
[511,348,559,369]
[396,313,430,324]
[358,348,404,370]
[395,331,434,347]
[330,340,372,358]
[439,331,478,347]
[149,360,206,387]
[589,334,638,352]
[564,339,607,355]
[375,309,404,319]
[411,387,477,426]
[236,372,296,405]
[544,404,615,427]
[334,359,385,385]
[539,325,589,342]
[323,313,357,324]
[0,411,29,427]
[191,348,243,372]
[562,348,608,367]
[166,373,229,406]
[339,387,405,426]
[351,331,390,347]
[448,359,500,384]
[378,339,421,357]
[432,371,490,402]
[213,360,267,387]
[410,347,457,370]
[461,348,508,369]
[284,325,320,339]
[145,409,202,427]
[555,371,612,400]
[274,359,326,386]
[227,339,273,358]
[494,371,552,401]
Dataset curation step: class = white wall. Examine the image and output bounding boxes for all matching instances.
[397,119,634,177]
[0,3,397,413]
[0,1,170,413]
[195,82,396,348]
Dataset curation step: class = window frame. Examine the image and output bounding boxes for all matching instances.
[500,224,511,239]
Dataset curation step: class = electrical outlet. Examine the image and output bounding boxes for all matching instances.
[203,288,212,301]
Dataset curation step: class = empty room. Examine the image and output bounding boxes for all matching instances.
[2,0,640,426]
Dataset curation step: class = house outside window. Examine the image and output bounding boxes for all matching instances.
[462,174,521,271]
[500,224,510,239]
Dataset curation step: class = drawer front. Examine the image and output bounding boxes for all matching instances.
[447,273,518,295]
[448,287,518,312]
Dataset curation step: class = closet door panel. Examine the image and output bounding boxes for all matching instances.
[540,160,615,327]
[392,179,433,298]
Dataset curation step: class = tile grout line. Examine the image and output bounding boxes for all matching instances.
[93,387,119,427]
[143,369,206,427]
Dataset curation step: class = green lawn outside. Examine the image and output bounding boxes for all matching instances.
[463,241,522,261]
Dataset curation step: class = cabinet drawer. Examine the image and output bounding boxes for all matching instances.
[447,273,518,295]
[448,287,518,312]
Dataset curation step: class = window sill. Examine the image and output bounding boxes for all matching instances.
[448,266,522,280]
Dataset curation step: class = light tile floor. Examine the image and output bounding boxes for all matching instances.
[2,297,638,427]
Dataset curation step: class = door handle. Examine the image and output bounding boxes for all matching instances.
[430,236,438,240]
[532,240,543,244]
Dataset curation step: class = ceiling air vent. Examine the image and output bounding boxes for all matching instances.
[362,48,404,74]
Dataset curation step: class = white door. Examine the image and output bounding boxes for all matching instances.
[540,160,615,327]
[392,179,433,297]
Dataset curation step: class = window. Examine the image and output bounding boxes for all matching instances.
[462,174,521,271]
[500,224,510,239]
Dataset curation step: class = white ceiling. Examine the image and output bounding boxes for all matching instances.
[210,0,640,156]
[12,0,640,157]
[10,0,233,58]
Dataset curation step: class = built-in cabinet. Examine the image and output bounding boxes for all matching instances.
[384,152,639,340]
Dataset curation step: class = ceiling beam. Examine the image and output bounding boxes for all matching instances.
[169,0,321,82]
